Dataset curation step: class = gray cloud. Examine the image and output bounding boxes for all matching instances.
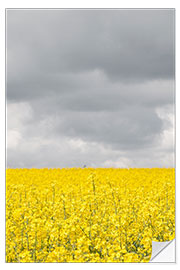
[6,9,175,168]
[52,107,162,149]
[7,10,174,85]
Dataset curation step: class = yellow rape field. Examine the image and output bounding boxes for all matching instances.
[6,168,175,263]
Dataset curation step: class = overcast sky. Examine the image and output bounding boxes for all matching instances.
[7,9,175,168]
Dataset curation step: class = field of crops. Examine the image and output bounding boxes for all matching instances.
[6,168,175,263]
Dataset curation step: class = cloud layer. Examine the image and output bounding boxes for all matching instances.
[7,9,175,168]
